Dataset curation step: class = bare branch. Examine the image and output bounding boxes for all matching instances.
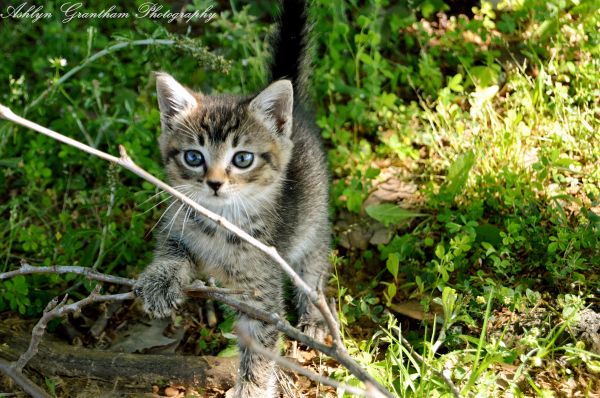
[0,105,394,398]
[25,39,176,113]
[0,263,386,398]
[0,262,135,286]
[0,358,51,398]
[14,286,135,371]
[237,328,378,398]
[0,264,245,297]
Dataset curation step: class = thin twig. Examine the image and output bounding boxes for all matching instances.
[25,39,175,113]
[237,328,378,398]
[0,262,135,286]
[0,263,245,296]
[0,264,378,398]
[92,174,117,270]
[0,358,51,398]
[7,268,335,356]
[14,287,135,371]
[0,105,394,398]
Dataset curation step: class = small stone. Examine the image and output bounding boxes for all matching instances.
[164,386,181,397]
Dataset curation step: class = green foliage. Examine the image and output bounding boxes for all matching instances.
[365,204,425,227]
[2,275,30,314]
[1,0,599,395]
[439,151,475,202]
[316,0,599,394]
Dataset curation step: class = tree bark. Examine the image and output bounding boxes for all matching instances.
[0,323,238,393]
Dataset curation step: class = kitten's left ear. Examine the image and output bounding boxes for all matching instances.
[249,80,293,137]
[155,72,199,118]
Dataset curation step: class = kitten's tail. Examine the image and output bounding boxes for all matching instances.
[269,0,311,102]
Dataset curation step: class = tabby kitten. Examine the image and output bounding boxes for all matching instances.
[133,0,331,396]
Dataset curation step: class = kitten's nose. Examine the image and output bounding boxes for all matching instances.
[207,180,223,193]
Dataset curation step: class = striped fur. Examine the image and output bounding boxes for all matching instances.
[134,1,330,396]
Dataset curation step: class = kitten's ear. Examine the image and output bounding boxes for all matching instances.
[249,80,293,137]
[155,72,198,117]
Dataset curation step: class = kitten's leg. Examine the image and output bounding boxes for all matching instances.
[234,275,284,398]
[134,238,194,318]
[294,244,332,342]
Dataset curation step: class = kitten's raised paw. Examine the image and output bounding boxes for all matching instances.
[134,273,184,318]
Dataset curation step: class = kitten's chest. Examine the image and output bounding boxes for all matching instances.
[182,216,271,284]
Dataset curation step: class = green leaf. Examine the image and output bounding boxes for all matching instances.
[386,253,400,279]
[475,224,502,246]
[0,157,22,168]
[217,342,239,358]
[379,234,416,260]
[448,73,464,93]
[365,203,425,227]
[525,289,541,305]
[365,167,381,179]
[435,244,445,259]
[440,151,476,202]
[481,242,496,256]
[469,66,500,88]
[535,19,558,41]
[386,283,397,306]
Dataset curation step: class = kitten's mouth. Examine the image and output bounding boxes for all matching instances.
[204,192,231,202]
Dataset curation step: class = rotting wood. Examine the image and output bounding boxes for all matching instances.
[0,323,238,392]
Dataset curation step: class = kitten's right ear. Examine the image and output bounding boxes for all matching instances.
[155,72,198,117]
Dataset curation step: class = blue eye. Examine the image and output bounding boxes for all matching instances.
[232,151,254,169]
[184,150,204,167]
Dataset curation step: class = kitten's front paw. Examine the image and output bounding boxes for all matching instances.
[134,272,184,318]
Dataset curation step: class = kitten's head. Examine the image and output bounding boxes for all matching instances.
[155,72,293,210]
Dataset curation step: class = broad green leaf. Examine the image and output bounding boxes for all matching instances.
[379,234,416,260]
[435,244,445,259]
[469,65,500,88]
[386,283,397,305]
[365,203,425,227]
[475,224,502,246]
[386,253,400,279]
[440,151,476,202]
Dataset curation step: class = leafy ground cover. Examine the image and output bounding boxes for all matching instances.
[1,0,599,396]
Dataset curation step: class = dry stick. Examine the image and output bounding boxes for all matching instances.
[0,104,393,398]
[0,263,244,297]
[0,265,379,397]
[0,264,374,395]
[236,329,378,398]
[0,264,331,353]
[14,287,135,372]
[0,262,135,286]
[0,358,51,398]
[25,39,175,113]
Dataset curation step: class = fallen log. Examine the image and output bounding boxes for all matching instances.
[0,322,238,394]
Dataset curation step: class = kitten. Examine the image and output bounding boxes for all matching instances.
[133,0,331,396]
